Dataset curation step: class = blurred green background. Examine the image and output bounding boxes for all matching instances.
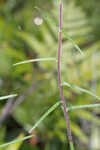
[0,0,100,149]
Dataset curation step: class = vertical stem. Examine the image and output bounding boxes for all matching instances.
[57,1,74,149]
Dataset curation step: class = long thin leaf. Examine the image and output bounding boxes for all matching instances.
[35,7,83,55]
[67,103,100,111]
[1,101,100,148]
[29,101,61,133]
[13,58,57,66]
[0,94,17,101]
[62,29,83,55]
[0,101,61,148]
[6,133,24,150]
[63,81,100,100]
[0,135,34,148]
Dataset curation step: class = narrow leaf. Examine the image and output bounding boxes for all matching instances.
[6,133,24,150]
[62,29,83,55]
[0,94,17,101]
[63,82,100,100]
[35,7,83,55]
[0,135,34,148]
[29,101,61,133]
[0,101,61,148]
[13,58,57,66]
[67,103,100,111]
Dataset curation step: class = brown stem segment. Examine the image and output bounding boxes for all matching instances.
[57,2,72,142]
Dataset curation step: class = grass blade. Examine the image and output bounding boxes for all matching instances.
[1,101,99,148]
[6,133,24,150]
[0,135,34,148]
[62,29,83,55]
[0,94,17,101]
[13,58,57,66]
[0,101,61,148]
[29,101,61,133]
[63,81,100,100]
[35,7,83,55]
[67,103,100,111]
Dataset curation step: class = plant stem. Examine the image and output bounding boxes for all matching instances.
[57,1,74,149]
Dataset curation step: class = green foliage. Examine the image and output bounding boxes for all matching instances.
[1,101,100,148]
[76,0,100,40]
[0,0,100,150]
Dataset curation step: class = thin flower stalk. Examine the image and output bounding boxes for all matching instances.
[57,1,74,149]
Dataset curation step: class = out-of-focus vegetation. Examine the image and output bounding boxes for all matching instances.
[0,0,100,149]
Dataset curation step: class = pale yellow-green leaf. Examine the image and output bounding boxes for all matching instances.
[6,133,24,150]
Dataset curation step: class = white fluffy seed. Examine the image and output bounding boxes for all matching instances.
[34,17,43,25]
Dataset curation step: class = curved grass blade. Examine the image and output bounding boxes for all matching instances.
[1,101,99,148]
[0,94,17,101]
[63,82,100,100]
[29,101,61,133]
[67,103,100,111]
[35,7,83,55]
[6,133,24,150]
[0,101,61,148]
[62,29,83,55]
[13,58,57,66]
[0,135,34,148]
